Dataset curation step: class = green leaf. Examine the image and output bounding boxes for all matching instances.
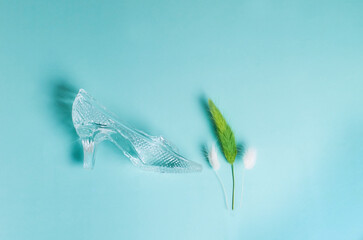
[208,99,237,165]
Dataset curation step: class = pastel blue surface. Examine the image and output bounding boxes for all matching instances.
[0,1,362,239]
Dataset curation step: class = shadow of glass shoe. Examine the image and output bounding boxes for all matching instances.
[48,79,83,164]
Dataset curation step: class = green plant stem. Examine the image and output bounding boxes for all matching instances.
[231,164,235,210]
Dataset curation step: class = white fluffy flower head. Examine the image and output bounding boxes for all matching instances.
[208,144,220,171]
[243,148,257,170]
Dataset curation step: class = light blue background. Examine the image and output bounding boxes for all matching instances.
[0,0,362,239]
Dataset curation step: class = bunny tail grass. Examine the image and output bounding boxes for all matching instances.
[240,167,245,209]
[208,143,220,171]
[241,148,257,208]
[207,144,228,209]
[215,171,229,209]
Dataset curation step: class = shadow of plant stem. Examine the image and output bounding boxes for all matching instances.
[49,78,83,164]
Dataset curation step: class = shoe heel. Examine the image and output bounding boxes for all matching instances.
[76,126,97,169]
[82,137,95,169]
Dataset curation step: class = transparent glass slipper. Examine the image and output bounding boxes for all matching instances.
[72,89,202,173]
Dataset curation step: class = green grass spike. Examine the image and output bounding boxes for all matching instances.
[208,99,237,164]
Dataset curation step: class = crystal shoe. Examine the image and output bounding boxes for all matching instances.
[72,89,202,173]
